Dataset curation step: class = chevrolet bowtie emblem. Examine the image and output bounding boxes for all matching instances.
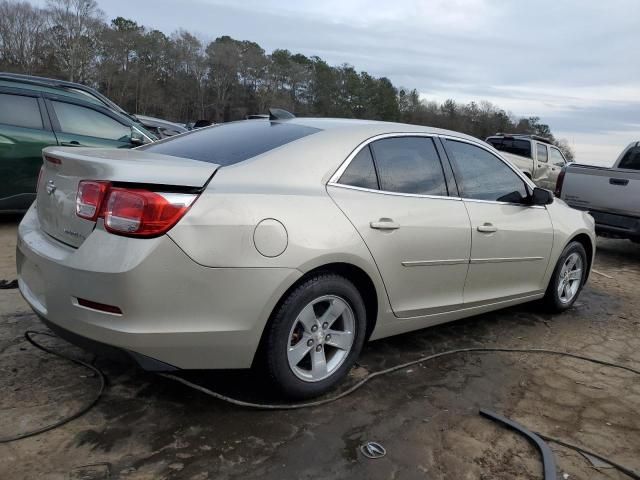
[46,180,56,195]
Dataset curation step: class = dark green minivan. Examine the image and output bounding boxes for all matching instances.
[0,77,155,213]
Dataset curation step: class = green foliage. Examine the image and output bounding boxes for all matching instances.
[0,0,572,159]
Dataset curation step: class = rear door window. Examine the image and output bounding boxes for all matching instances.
[51,101,130,141]
[0,93,43,129]
[339,146,379,190]
[369,137,447,196]
[536,143,548,163]
[141,120,321,166]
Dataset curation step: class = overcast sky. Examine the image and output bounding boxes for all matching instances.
[53,0,640,164]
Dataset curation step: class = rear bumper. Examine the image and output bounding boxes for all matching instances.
[38,315,177,371]
[17,205,301,369]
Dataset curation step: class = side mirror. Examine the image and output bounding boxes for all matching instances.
[531,187,554,206]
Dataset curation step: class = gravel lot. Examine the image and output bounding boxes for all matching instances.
[1,216,639,480]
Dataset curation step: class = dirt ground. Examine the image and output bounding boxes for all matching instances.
[1,216,639,480]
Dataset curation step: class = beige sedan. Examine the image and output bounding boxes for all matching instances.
[17,116,595,398]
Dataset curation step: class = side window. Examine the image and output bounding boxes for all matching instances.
[536,143,548,163]
[446,140,528,203]
[487,137,532,158]
[0,93,43,129]
[51,101,130,141]
[618,146,640,170]
[339,146,379,190]
[549,148,566,167]
[370,137,447,196]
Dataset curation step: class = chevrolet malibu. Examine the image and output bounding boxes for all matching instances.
[17,116,595,398]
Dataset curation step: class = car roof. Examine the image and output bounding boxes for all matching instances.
[0,77,106,107]
[198,117,488,191]
[0,73,133,115]
[282,117,480,143]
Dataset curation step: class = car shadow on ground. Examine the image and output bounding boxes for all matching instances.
[137,301,557,407]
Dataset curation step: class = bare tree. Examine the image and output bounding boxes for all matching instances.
[46,0,103,82]
[0,0,573,158]
[0,0,47,74]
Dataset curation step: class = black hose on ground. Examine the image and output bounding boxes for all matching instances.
[535,432,640,480]
[159,347,640,410]
[3,330,640,480]
[0,331,106,444]
[0,279,18,289]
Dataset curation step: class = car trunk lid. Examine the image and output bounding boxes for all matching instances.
[37,146,218,248]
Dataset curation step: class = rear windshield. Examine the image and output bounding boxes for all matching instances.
[486,137,532,159]
[140,120,321,165]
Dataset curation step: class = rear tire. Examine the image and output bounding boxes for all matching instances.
[263,273,367,399]
[542,241,587,312]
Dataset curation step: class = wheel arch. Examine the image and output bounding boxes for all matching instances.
[252,261,380,368]
[568,233,594,282]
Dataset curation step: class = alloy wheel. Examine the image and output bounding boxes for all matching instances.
[287,295,355,382]
[557,252,583,304]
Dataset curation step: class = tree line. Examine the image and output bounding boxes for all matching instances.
[0,0,573,159]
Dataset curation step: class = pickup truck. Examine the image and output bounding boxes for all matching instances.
[485,134,568,190]
[557,141,640,241]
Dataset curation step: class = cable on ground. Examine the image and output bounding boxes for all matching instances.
[5,326,640,480]
[159,347,640,410]
[0,331,106,444]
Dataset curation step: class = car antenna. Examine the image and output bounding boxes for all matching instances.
[269,108,295,120]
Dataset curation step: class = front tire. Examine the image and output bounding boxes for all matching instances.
[264,273,367,399]
[542,241,587,312]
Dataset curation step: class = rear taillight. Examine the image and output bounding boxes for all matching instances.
[104,188,195,236]
[554,168,566,197]
[76,181,109,220]
[75,181,197,237]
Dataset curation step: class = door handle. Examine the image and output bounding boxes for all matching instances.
[477,223,497,233]
[61,141,81,147]
[609,178,629,186]
[370,218,400,230]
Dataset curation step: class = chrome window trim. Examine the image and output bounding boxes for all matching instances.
[329,132,441,184]
[328,131,546,209]
[463,197,545,209]
[438,134,547,209]
[328,182,544,208]
[326,182,462,202]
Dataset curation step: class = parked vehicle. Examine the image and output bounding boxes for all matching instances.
[17,114,595,398]
[0,73,182,138]
[0,77,155,213]
[557,141,640,241]
[486,133,568,190]
[135,114,188,138]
